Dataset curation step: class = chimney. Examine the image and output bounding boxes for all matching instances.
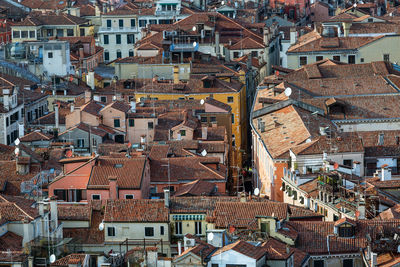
[164,189,170,208]
[84,90,91,103]
[108,176,118,199]
[178,241,182,255]
[380,165,391,181]
[2,89,10,111]
[263,27,270,45]
[201,126,208,140]
[70,103,74,113]
[50,196,58,231]
[290,27,297,45]
[79,47,84,59]
[95,4,101,16]
[352,161,361,176]
[215,31,220,57]
[22,219,31,244]
[286,245,290,254]
[38,202,45,217]
[54,103,59,131]
[87,71,95,90]
[130,101,136,113]
[173,66,179,84]
[240,192,246,202]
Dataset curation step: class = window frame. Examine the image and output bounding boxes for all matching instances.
[92,194,101,200]
[114,118,121,128]
[107,226,116,236]
[145,227,154,237]
[175,221,182,235]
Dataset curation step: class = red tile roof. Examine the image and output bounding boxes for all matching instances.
[212,240,266,259]
[104,199,169,222]
[58,204,91,221]
[0,194,39,222]
[173,179,217,197]
[88,157,146,189]
[51,254,86,267]
[20,131,53,142]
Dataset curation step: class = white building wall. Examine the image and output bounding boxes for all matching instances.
[208,250,259,267]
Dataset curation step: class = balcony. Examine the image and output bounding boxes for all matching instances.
[155,10,179,16]
[98,27,138,34]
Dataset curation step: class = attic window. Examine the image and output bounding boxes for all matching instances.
[203,79,211,88]
[114,164,123,168]
[338,223,355,237]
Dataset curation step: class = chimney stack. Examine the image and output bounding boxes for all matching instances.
[50,196,58,233]
[70,103,74,113]
[215,31,220,57]
[352,161,361,176]
[79,47,84,59]
[164,189,170,208]
[108,176,118,199]
[2,89,10,111]
[54,103,59,131]
[201,126,208,140]
[380,165,391,181]
[290,27,297,45]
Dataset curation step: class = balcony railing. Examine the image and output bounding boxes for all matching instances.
[98,27,138,33]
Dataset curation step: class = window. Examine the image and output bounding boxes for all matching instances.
[92,194,101,200]
[145,227,154,237]
[314,260,324,267]
[127,34,135,44]
[29,31,35,38]
[148,122,154,129]
[129,119,135,127]
[56,29,64,37]
[77,139,85,148]
[316,56,323,61]
[343,259,353,267]
[80,28,85,36]
[107,227,116,236]
[251,51,258,57]
[139,20,147,27]
[106,19,111,28]
[348,55,355,64]
[231,114,234,124]
[129,50,134,57]
[67,29,74,36]
[299,56,307,66]
[149,19,157,24]
[232,134,235,147]
[210,116,216,123]
[378,133,384,145]
[338,224,355,237]
[384,54,390,62]
[227,96,234,103]
[104,35,109,44]
[211,265,219,267]
[343,159,352,167]
[195,221,202,235]
[180,130,186,136]
[116,35,121,44]
[47,29,53,36]
[12,31,20,38]
[333,55,340,61]
[201,117,208,123]
[114,119,120,128]
[119,19,124,28]
[160,226,164,235]
[104,51,109,61]
[125,194,134,199]
[130,19,136,27]
[48,52,53,58]
[116,50,122,58]
[233,52,239,58]
[175,221,182,235]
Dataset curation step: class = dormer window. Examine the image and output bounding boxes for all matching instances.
[338,223,355,237]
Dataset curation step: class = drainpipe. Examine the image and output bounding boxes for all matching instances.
[327,234,335,255]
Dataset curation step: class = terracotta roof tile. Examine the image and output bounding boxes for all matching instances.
[51,254,86,267]
[104,199,168,222]
[58,204,91,221]
[212,240,266,259]
[173,179,217,197]
[20,131,53,142]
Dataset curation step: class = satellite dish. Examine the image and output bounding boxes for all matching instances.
[353,3,357,7]
[200,99,205,105]
[284,87,292,97]
[254,188,260,196]
[221,0,225,5]
[99,222,104,231]
[193,41,197,47]
[14,147,19,155]
[14,138,20,146]
[49,254,56,264]
[201,150,207,157]
[112,96,117,101]
[207,232,214,241]
[192,26,196,32]
[306,138,311,143]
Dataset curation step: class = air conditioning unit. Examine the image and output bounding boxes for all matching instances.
[185,239,195,246]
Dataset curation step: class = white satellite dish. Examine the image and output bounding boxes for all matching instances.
[192,26,196,32]
[99,222,104,231]
[49,254,56,264]
[200,99,205,105]
[201,149,207,157]
[112,96,117,101]
[254,188,260,196]
[14,138,20,146]
[14,147,19,155]
[221,0,225,5]
[207,232,214,241]
[193,41,197,47]
[284,87,292,97]
[353,3,357,7]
